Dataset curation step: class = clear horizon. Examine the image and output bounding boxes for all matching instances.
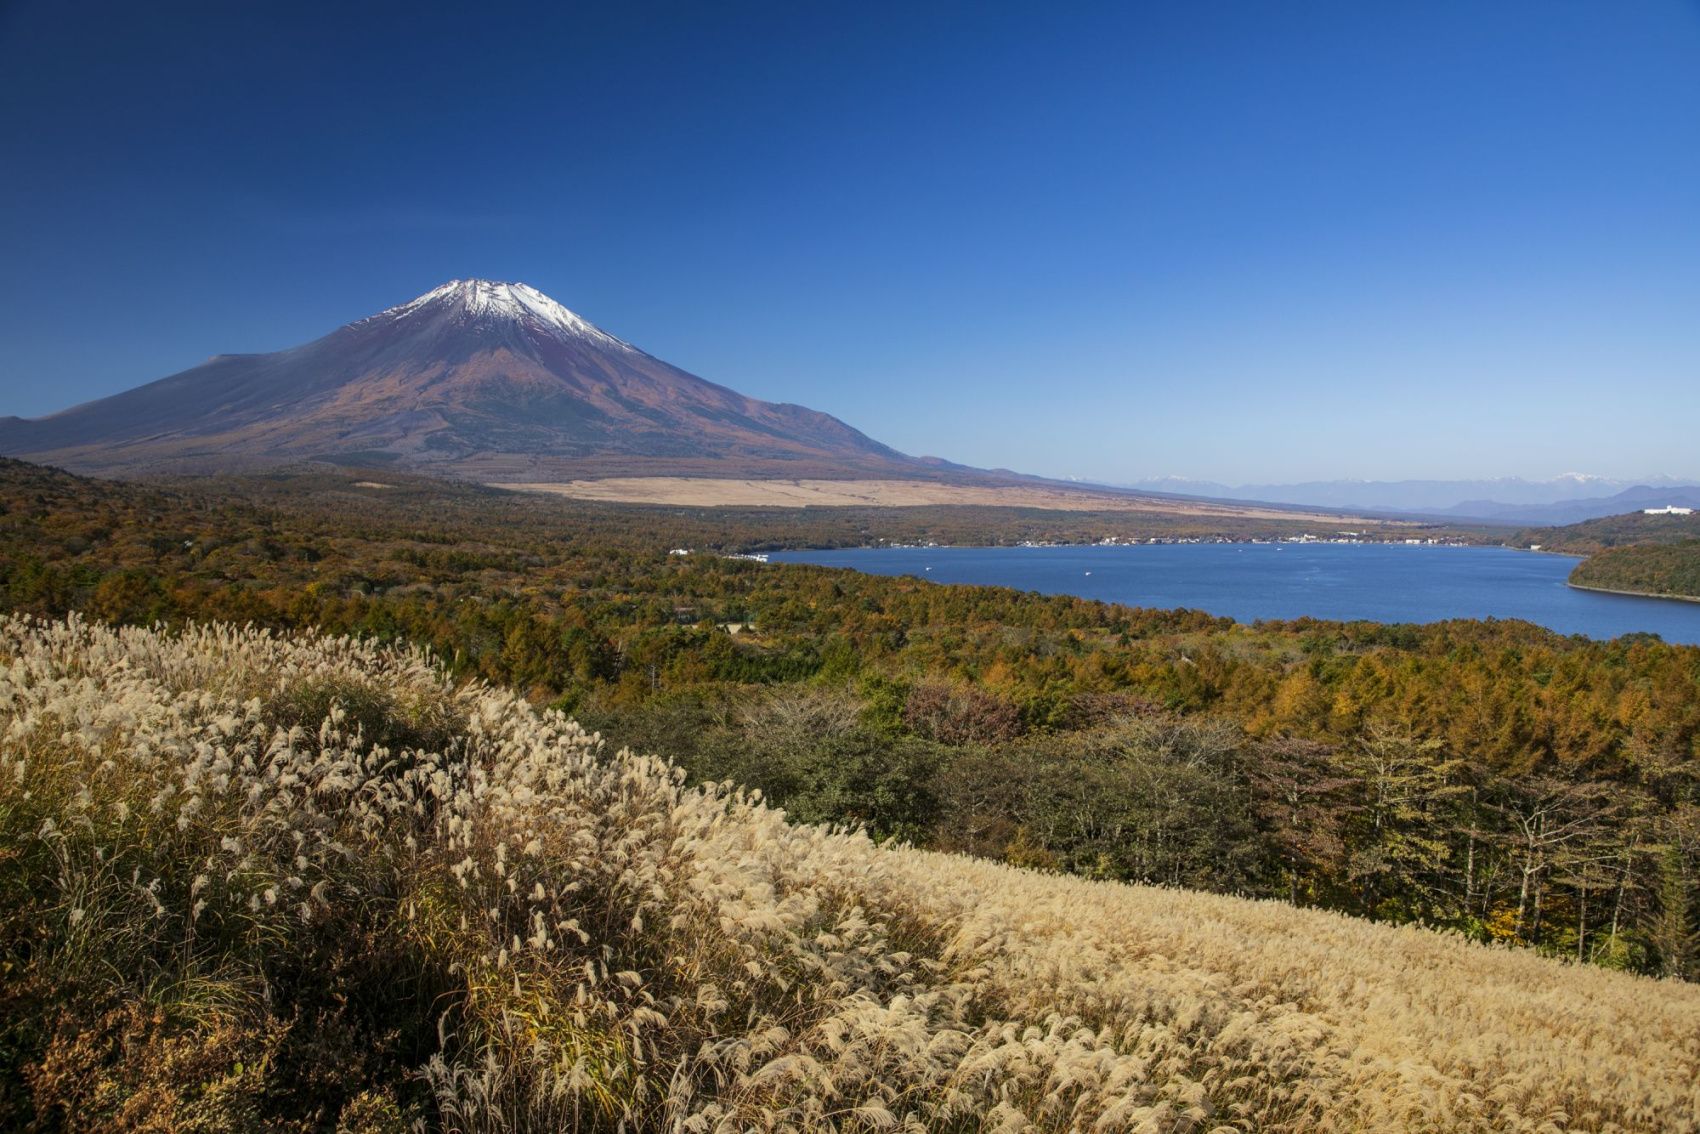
[2,1,1697,484]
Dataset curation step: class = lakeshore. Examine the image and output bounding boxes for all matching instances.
[1568,581,1700,605]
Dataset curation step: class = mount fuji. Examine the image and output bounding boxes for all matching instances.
[0,280,943,480]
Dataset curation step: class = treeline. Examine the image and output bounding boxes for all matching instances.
[592,688,1699,974]
[2,459,1698,978]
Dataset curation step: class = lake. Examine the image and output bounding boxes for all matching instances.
[766,543,1700,645]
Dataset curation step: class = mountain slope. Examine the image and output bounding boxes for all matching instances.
[0,280,930,480]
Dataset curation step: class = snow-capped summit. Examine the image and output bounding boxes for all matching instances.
[0,280,916,479]
[374,280,636,352]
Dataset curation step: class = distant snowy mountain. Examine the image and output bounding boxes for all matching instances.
[0,280,937,480]
[1119,475,1700,519]
[1425,486,1700,526]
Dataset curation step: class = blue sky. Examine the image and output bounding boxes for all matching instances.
[1,0,1696,484]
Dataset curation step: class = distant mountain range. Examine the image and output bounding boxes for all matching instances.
[0,280,960,481]
[1121,476,1700,526]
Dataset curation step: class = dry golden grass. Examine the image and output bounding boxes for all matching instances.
[498,477,1377,521]
[2,615,1695,1132]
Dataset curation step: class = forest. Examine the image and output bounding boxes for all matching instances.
[2,458,1697,981]
[1510,509,1700,600]
[1514,508,1700,554]
[1569,541,1700,601]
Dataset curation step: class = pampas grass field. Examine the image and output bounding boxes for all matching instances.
[3,615,1696,1132]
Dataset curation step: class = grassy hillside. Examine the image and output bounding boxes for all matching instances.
[4,616,1697,1132]
[4,458,1700,988]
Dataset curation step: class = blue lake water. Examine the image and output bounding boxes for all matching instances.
[766,543,1700,645]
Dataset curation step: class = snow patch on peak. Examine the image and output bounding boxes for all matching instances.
[373,280,637,352]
